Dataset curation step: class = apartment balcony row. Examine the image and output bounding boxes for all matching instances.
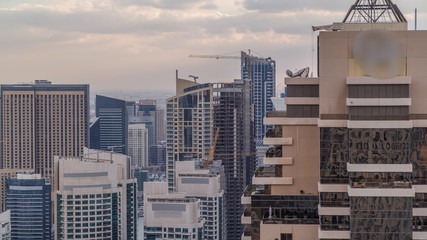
[262,218,319,225]
[252,166,293,185]
[241,227,252,240]
[241,185,272,205]
[350,179,412,189]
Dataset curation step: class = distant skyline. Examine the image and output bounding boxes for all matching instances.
[0,0,425,92]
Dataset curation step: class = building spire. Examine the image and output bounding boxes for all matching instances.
[343,0,407,23]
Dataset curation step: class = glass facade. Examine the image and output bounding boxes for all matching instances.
[6,177,52,240]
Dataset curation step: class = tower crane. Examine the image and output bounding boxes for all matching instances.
[189,50,272,81]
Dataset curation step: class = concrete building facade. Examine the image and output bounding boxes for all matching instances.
[128,123,149,168]
[0,211,11,240]
[0,80,89,180]
[54,148,137,240]
[242,1,427,240]
[143,182,205,240]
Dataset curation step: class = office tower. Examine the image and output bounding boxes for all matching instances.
[242,1,427,239]
[54,148,137,240]
[0,169,29,213]
[155,108,166,143]
[94,95,128,154]
[6,174,52,240]
[148,142,166,169]
[241,51,276,166]
[0,210,10,240]
[0,80,89,179]
[144,182,205,240]
[213,80,255,240]
[128,123,149,168]
[166,79,214,189]
[175,160,225,240]
[134,168,149,192]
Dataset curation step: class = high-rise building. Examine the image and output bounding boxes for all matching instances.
[0,80,89,179]
[143,182,205,240]
[166,79,213,189]
[148,142,166,169]
[134,168,149,192]
[0,169,30,213]
[0,210,11,240]
[54,148,137,240]
[213,80,255,239]
[241,51,276,166]
[175,160,226,240]
[93,95,128,154]
[6,174,52,240]
[167,77,255,239]
[243,1,427,239]
[128,123,149,168]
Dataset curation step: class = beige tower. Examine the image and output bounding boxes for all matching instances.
[0,80,89,180]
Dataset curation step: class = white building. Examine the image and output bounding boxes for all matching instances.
[128,123,149,168]
[0,211,11,240]
[144,182,205,240]
[176,161,225,240]
[53,148,137,240]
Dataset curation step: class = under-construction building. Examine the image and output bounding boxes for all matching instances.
[167,77,255,240]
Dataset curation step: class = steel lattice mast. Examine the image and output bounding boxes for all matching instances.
[343,0,407,23]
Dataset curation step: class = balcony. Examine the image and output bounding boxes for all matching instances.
[242,227,252,240]
[266,111,287,118]
[252,166,293,185]
[241,185,253,205]
[265,146,283,158]
[241,209,252,225]
[265,127,282,138]
[320,224,350,231]
[350,179,412,189]
[262,218,319,225]
[263,156,293,166]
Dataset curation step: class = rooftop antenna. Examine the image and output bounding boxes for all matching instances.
[415,8,418,30]
[188,75,199,83]
[343,0,407,23]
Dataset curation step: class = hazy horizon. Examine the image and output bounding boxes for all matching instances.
[1,0,425,92]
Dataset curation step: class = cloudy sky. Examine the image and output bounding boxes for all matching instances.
[0,0,425,93]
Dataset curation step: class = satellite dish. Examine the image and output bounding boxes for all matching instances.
[286,67,310,78]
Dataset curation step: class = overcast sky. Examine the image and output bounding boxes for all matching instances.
[0,0,425,93]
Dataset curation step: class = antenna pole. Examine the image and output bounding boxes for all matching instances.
[415,8,418,30]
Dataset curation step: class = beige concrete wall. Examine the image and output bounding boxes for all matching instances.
[271,125,319,196]
[319,30,427,116]
[260,223,318,240]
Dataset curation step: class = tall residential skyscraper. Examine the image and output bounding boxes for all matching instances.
[213,80,255,240]
[148,142,166,169]
[166,79,213,189]
[54,148,137,240]
[167,77,254,239]
[128,123,149,168]
[6,174,52,240]
[242,1,427,239]
[0,80,89,179]
[241,51,276,165]
[93,95,128,154]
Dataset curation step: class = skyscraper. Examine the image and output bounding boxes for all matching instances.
[0,80,89,179]
[148,142,166,169]
[243,1,427,239]
[167,77,254,239]
[0,169,29,213]
[241,52,276,165]
[166,79,213,189]
[54,148,137,240]
[93,95,128,154]
[128,123,149,168]
[6,174,52,240]
[213,80,255,239]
